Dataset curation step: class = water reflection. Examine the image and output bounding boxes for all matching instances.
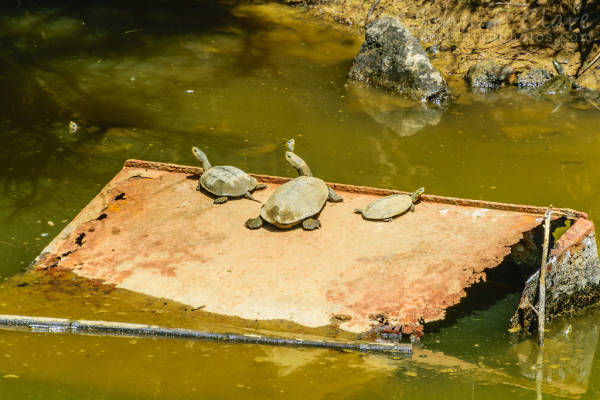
[1,306,599,400]
[510,310,600,395]
[0,268,599,398]
[347,83,445,137]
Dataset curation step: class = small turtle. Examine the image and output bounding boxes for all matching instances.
[68,112,105,135]
[538,59,572,96]
[192,147,266,204]
[355,187,424,222]
[245,147,343,230]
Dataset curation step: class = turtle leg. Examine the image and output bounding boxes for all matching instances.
[214,197,228,204]
[354,208,363,214]
[254,183,267,191]
[302,218,321,231]
[383,218,392,222]
[410,203,415,212]
[245,217,263,229]
[327,187,343,203]
[243,192,261,203]
[196,181,203,192]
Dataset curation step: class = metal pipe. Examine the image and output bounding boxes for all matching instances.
[0,314,412,354]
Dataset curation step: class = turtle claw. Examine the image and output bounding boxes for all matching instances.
[302,218,321,231]
[254,183,267,191]
[244,192,261,203]
[245,217,263,229]
[214,197,228,204]
[383,218,393,222]
[354,208,362,214]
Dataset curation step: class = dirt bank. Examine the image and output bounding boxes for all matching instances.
[284,0,600,90]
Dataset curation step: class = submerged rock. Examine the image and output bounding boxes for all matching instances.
[516,68,552,89]
[466,60,513,90]
[349,16,449,104]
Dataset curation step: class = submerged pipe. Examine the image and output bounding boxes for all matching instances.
[0,314,412,354]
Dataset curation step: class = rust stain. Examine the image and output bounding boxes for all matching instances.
[551,218,595,259]
[33,160,593,337]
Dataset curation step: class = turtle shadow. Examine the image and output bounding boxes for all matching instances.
[252,224,320,233]
[185,174,200,181]
[197,187,246,204]
[356,212,412,223]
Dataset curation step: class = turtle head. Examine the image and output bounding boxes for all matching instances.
[68,121,79,134]
[285,151,312,177]
[286,138,295,152]
[191,147,212,170]
[552,59,564,76]
[412,187,425,202]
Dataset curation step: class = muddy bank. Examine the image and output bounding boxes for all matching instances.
[284,0,600,90]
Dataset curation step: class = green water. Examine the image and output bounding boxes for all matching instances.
[2,0,600,398]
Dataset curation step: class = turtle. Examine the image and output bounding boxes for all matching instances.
[68,112,105,135]
[538,59,572,97]
[284,139,343,202]
[244,147,343,230]
[354,187,425,222]
[191,147,266,204]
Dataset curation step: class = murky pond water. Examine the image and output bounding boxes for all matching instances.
[2,0,600,398]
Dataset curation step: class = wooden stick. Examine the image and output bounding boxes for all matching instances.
[538,206,553,347]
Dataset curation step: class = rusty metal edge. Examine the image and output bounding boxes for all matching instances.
[0,314,412,354]
[550,218,596,260]
[124,159,588,219]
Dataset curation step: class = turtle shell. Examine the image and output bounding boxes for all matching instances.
[539,75,571,96]
[260,176,328,228]
[200,166,256,197]
[361,194,413,220]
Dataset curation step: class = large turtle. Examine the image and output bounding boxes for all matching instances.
[284,138,343,202]
[192,147,266,204]
[538,59,572,97]
[244,145,343,230]
[355,187,424,222]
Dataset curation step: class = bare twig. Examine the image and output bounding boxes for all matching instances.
[492,2,529,6]
[538,205,552,347]
[520,296,539,317]
[365,0,380,24]
[578,52,600,79]
[585,96,600,111]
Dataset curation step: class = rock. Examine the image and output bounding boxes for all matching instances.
[466,60,513,90]
[348,16,449,104]
[517,68,552,88]
[510,220,600,334]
